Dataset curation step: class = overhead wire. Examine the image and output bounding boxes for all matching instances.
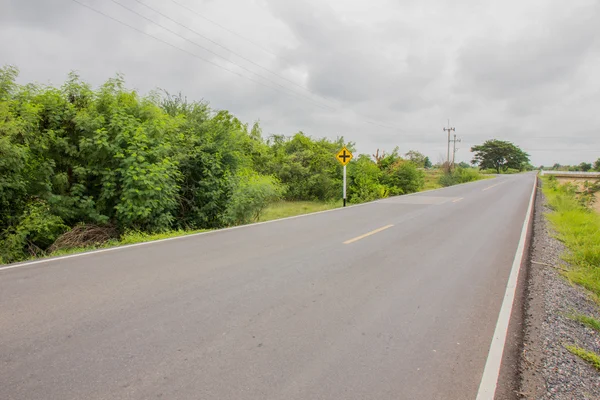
[105,0,337,112]
[132,0,311,94]
[73,0,413,131]
[70,0,294,97]
[167,0,292,65]
[161,0,410,131]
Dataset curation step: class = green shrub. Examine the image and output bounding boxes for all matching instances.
[0,201,68,263]
[224,170,283,225]
[439,173,458,187]
[439,167,485,187]
[382,161,424,194]
[456,167,481,183]
[348,156,382,203]
[543,177,600,296]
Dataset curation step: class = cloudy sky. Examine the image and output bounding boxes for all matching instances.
[1,0,599,166]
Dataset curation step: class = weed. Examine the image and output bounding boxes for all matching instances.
[565,345,600,371]
[569,313,600,333]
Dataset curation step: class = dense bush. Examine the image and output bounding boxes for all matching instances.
[264,133,343,201]
[224,170,283,225]
[439,167,486,187]
[382,160,424,194]
[347,155,386,203]
[0,67,429,262]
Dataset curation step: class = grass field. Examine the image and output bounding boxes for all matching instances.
[542,176,600,298]
[423,169,444,190]
[259,200,343,222]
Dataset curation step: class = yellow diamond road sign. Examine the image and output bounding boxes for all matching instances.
[336,147,353,166]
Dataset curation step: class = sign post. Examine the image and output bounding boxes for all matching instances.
[343,165,347,207]
[335,147,353,207]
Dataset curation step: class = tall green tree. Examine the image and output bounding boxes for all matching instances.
[579,162,592,172]
[470,139,530,173]
[423,156,432,169]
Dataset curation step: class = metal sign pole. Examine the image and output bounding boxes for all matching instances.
[335,146,352,207]
[343,165,347,207]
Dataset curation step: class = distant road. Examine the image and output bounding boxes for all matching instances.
[1,174,536,400]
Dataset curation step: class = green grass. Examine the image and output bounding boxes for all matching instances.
[542,176,600,298]
[258,200,342,222]
[570,313,600,333]
[423,169,444,190]
[118,229,209,245]
[45,229,209,259]
[566,345,600,371]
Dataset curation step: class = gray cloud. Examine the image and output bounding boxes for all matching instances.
[0,0,598,166]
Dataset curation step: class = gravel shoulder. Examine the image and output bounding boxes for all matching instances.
[519,185,600,399]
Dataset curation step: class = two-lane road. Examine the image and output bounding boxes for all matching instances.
[0,173,536,400]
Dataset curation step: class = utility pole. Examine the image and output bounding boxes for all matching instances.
[451,134,461,168]
[443,119,455,171]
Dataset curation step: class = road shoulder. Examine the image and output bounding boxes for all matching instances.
[519,185,600,399]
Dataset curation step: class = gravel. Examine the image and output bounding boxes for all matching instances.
[520,187,600,399]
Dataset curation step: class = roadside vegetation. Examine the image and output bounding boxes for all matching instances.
[542,174,600,370]
[543,176,600,296]
[541,159,600,172]
[565,345,600,371]
[437,167,492,187]
[258,201,341,222]
[0,66,502,264]
[0,67,456,264]
[569,313,600,333]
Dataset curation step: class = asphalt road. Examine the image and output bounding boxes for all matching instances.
[1,173,536,400]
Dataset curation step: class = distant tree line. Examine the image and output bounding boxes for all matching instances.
[542,159,600,172]
[0,66,433,263]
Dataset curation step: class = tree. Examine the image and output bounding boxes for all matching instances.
[423,157,432,169]
[594,158,600,172]
[381,160,425,194]
[471,140,530,173]
[347,155,386,203]
[579,162,592,172]
[405,150,426,167]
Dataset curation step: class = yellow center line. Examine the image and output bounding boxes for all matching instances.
[343,224,394,245]
[452,197,464,203]
[482,181,506,191]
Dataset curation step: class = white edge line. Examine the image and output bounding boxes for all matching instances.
[0,175,498,273]
[475,175,537,400]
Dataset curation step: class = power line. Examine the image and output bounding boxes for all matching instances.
[72,0,411,132]
[451,133,461,167]
[71,0,319,103]
[106,0,336,112]
[443,120,455,167]
[132,0,310,94]
[167,0,291,65]
[122,0,408,131]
